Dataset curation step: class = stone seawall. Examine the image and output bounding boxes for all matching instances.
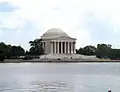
[1,59,120,63]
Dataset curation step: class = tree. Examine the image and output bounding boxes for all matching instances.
[0,42,12,57]
[95,44,112,58]
[29,38,44,55]
[109,49,120,60]
[76,45,96,55]
[25,50,29,55]
[83,45,96,55]
[0,42,25,59]
[0,50,5,61]
[76,48,84,54]
[9,46,25,57]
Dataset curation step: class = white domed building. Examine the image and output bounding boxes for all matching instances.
[41,28,76,54]
[39,28,97,61]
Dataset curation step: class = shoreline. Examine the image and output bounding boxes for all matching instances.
[1,59,120,63]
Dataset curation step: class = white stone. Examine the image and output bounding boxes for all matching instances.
[41,28,76,54]
[41,28,68,39]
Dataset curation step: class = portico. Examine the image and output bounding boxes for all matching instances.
[50,41,76,54]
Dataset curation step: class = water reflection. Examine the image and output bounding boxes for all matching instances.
[31,81,73,92]
[1,74,120,92]
[0,81,74,92]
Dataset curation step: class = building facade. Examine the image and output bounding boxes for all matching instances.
[41,28,76,54]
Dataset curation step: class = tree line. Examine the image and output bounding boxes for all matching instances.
[29,39,120,60]
[76,44,120,60]
[0,42,25,59]
[1,39,120,60]
[0,39,44,60]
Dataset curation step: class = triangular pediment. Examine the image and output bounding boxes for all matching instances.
[51,36,76,40]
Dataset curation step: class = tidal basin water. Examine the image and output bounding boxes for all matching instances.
[0,63,120,92]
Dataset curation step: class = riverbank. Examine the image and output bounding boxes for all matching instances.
[1,59,120,63]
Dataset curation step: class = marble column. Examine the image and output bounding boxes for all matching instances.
[61,42,63,53]
[68,42,70,53]
[54,41,56,54]
[51,42,53,53]
[57,42,59,54]
[66,42,67,54]
[64,42,66,54]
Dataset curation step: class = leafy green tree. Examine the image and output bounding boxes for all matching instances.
[0,42,25,58]
[95,44,112,58]
[25,50,29,55]
[0,42,11,57]
[0,50,5,61]
[76,45,96,55]
[29,38,44,55]
[9,46,25,57]
[76,48,84,54]
[109,49,120,60]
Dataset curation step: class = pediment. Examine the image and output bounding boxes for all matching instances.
[51,36,76,40]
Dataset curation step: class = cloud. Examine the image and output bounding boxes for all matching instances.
[0,0,120,50]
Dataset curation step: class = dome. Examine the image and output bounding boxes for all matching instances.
[41,28,68,39]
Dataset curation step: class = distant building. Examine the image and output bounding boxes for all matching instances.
[39,28,97,60]
[41,28,76,54]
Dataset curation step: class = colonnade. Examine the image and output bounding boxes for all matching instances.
[51,41,76,54]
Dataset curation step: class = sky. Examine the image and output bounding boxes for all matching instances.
[0,0,120,50]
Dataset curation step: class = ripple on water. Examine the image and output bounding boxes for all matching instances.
[0,81,74,92]
[0,63,120,92]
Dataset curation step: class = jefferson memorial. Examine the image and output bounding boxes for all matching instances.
[40,28,97,60]
[41,28,76,54]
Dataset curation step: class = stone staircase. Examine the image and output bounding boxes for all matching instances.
[40,54,97,60]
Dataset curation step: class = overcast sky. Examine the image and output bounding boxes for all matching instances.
[0,0,120,50]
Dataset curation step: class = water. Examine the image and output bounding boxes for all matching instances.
[0,63,120,92]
